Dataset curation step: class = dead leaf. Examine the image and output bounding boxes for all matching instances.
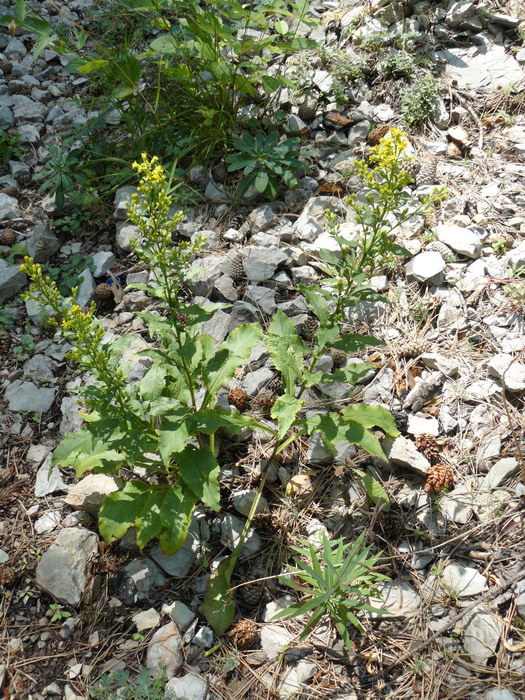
[286,473,313,498]
[447,125,472,148]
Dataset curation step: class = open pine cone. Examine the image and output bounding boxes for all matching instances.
[397,338,431,358]
[415,433,441,464]
[367,124,390,146]
[228,619,259,649]
[228,388,250,412]
[253,392,275,414]
[0,565,19,588]
[230,254,245,282]
[0,330,11,355]
[239,582,265,608]
[375,506,405,541]
[425,463,454,494]
[302,316,319,340]
[95,283,113,300]
[328,348,347,367]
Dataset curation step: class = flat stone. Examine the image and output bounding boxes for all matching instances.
[60,395,83,435]
[193,626,214,648]
[162,601,195,631]
[484,691,518,700]
[405,251,445,285]
[23,354,56,383]
[0,192,21,221]
[481,458,520,490]
[34,511,61,534]
[242,367,274,396]
[4,380,56,413]
[440,485,475,524]
[244,285,277,315]
[247,205,279,232]
[437,44,523,90]
[370,579,421,618]
[233,490,270,518]
[116,557,166,604]
[382,435,430,476]
[91,251,116,277]
[260,624,293,660]
[420,353,459,376]
[149,511,209,577]
[220,514,262,558]
[436,224,482,259]
[279,662,317,699]
[146,622,182,679]
[26,223,60,263]
[132,608,160,631]
[76,269,96,307]
[36,527,99,605]
[442,561,488,598]
[243,246,288,283]
[115,221,140,251]
[114,186,138,220]
[0,264,26,301]
[462,604,503,666]
[35,455,68,497]
[407,415,439,436]
[487,353,525,391]
[65,474,120,515]
[165,672,208,700]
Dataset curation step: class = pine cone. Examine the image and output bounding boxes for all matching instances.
[251,512,278,535]
[8,82,31,96]
[230,255,245,282]
[228,388,250,412]
[401,160,420,182]
[0,330,11,355]
[176,312,189,324]
[228,619,259,649]
[95,283,113,300]
[0,228,16,246]
[425,463,454,494]
[427,240,455,261]
[416,158,438,186]
[397,338,431,358]
[239,582,265,608]
[0,565,18,588]
[0,60,12,75]
[253,392,275,414]
[375,506,405,541]
[367,124,391,146]
[302,316,319,340]
[265,374,283,395]
[230,214,244,231]
[0,468,12,487]
[424,208,438,229]
[415,433,441,463]
[328,348,347,367]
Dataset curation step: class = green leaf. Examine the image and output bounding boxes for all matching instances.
[139,364,166,401]
[202,324,259,401]
[177,445,220,511]
[341,404,399,437]
[52,430,93,467]
[331,334,383,353]
[99,480,150,543]
[149,34,179,54]
[255,169,269,194]
[76,59,109,74]
[361,472,390,508]
[301,288,331,324]
[158,412,191,465]
[135,488,166,550]
[159,483,195,555]
[201,553,237,635]
[112,85,136,99]
[271,394,303,439]
[274,19,289,35]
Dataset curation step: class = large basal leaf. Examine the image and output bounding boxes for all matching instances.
[135,488,167,551]
[189,409,262,436]
[99,480,151,543]
[301,288,331,325]
[177,445,220,511]
[342,404,399,437]
[331,334,384,353]
[51,430,94,467]
[271,394,303,439]
[139,364,167,402]
[158,484,195,555]
[203,324,259,397]
[158,411,192,465]
[201,553,237,636]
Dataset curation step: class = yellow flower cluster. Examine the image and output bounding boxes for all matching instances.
[370,127,410,167]
[132,153,166,186]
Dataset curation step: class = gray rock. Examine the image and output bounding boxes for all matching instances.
[233,490,270,518]
[242,367,274,395]
[244,285,277,315]
[260,624,293,660]
[149,512,209,577]
[247,205,279,232]
[0,193,20,221]
[35,511,61,534]
[76,269,96,307]
[488,14,521,28]
[405,251,445,284]
[165,673,208,700]
[91,251,115,277]
[220,514,262,558]
[437,224,482,258]
[227,300,260,332]
[116,557,166,604]
[204,180,224,201]
[13,100,47,122]
[440,486,475,524]
[294,196,344,236]
[22,354,56,383]
[18,123,42,143]
[187,255,224,296]
[193,626,214,648]
[484,691,518,700]
[5,380,56,413]
[199,309,230,344]
[462,604,503,665]
[114,186,138,220]
[481,458,519,490]
[382,436,430,476]
[35,455,68,497]
[115,221,140,251]
[278,295,308,316]
[36,528,99,605]
[306,432,332,464]
[65,474,120,515]
[26,223,60,263]
[0,263,26,301]
[279,662,317,699]
[243,246,288,282]
[163,601,195,631]
[437,44,522,90]
[420,353,459,376]
[445,1,476,27]
[487,353,525,391]
[146,622,182,679]
[213,275,238,302]
[370,579,421,618]
[0,106,14,127]
[59,395,83,435]
[442,561,488,598]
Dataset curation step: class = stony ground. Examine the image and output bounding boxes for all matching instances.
[1,0,525,699]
